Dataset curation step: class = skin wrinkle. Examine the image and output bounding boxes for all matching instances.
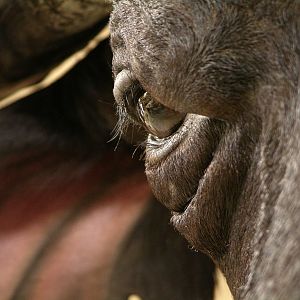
[110,1,300,299]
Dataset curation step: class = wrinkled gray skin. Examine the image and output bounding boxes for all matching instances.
[110,1,300,299]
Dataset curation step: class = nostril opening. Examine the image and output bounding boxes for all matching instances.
[113,69,136,105]
[113,69,186,139]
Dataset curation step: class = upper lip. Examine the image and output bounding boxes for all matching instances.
[145,114,219,213]
[145,116,190,166]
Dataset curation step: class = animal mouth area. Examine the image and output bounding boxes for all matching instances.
[114,70,221,216]
[146,115,217,214]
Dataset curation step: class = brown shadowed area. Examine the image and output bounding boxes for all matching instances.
[0,145,150,300]
[0,0,111,99]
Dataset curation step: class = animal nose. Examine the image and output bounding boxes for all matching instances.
[113,69,186,139]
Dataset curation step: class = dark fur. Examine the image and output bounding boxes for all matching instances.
[110,1,300,299]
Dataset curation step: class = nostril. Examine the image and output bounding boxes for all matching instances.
[113,69,135,105]
[113,69,186,139]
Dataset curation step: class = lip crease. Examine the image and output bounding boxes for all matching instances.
[171,187,203,231]
[172,194,196,214]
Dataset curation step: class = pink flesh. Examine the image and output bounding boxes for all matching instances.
[0,149,150,299]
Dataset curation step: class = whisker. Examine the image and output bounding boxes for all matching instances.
[110,71,147,150]
[132,139,147,160]
[132,143,142,158]
[108,104,130,146]
[139,141,147,161]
